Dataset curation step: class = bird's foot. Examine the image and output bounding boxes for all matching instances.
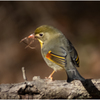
[45,75,53,80]
[45,70,55,80]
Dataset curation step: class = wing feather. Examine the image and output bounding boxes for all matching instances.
[46,51,66,68]
[68,40,80,67]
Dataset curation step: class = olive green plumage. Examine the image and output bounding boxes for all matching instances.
[34,25,85,82]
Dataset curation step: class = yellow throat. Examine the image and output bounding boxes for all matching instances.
[38,39,43,48]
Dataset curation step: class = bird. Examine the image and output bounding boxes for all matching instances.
[23,25,85,82]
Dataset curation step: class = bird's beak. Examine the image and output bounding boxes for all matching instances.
[28,33,35,39]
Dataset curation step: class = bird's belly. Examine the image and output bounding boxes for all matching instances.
[45,58,63,71]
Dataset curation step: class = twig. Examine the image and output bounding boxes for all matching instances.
[22,67,27,81]
[20,37,35,49]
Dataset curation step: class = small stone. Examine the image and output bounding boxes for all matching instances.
[32,76,40,80]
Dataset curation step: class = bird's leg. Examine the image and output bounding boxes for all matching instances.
[48,70,55,80]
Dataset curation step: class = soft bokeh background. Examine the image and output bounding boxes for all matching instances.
[0,1,100,83]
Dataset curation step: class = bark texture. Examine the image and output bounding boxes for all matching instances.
[0,76,100,99]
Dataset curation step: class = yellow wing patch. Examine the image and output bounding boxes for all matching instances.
[46,51,66,68]
[75,55,80,67]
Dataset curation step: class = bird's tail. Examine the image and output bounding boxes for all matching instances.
[65,64,85,82]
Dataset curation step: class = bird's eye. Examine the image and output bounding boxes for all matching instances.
[39,33,43,37]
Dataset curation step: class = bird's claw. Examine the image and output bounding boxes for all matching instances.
[45,76,53,80]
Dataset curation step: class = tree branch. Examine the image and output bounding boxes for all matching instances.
[0,76,100,99]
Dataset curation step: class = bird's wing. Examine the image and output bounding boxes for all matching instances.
[45,47,67,68]
[67,40,80,67]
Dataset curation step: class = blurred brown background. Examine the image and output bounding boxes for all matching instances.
[0,1,100,83]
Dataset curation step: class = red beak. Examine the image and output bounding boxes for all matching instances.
[28,33,35,39]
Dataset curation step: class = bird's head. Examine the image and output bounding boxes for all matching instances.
[28,25,61,48]
[20,25,62,49]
